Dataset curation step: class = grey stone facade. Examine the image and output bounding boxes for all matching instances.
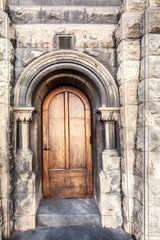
[0,0,160,239]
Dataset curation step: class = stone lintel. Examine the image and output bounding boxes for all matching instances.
[13,107,35,122]
[98,107,120,122]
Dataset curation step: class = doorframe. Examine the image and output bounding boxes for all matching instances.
[13,50,121,231]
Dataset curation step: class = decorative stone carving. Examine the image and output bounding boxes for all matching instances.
[14,107,35,152]
[98,107,120,150]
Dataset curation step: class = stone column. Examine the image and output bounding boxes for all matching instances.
[98,107,119,151]
[13,107,36,231]
[98,107,122,228]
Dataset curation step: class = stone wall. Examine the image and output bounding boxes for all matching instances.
[116,1,160,240]
[137,6,160,240]
[0,1,15,239]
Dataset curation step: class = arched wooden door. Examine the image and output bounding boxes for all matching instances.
[43,86,93,198]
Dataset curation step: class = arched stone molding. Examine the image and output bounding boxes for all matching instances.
[13,50,122,231]
[14,50,119,108]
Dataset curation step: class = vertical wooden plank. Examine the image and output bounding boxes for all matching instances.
[85,109,93,196]
[43,109,50,197]
[65,91,70,169]
[69,93,85,169]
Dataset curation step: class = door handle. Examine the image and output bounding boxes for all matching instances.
[44,144,50,151]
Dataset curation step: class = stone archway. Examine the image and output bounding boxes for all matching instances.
[13,50,121,230]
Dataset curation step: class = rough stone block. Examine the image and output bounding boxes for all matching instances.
[133,198,143,229]
[15,172,36,193]
[100,193,121,216]
[15,48,46,68]
[149,127,160,151]
[99,170,120,193]
[15,152,33,173]
[149,56,160,78]
[147,102,160,127]
[144,8,160,34]
[14,192,36,216]
[149,0,160,6]
[121,150,136,175]
[0,38,6,60]
[117,39,140,64]
[119,82,138,105]
[15,24,115,49]
[149,207,160,236]
[127,0,147,12]
[102,215,122,228]
[138,80,145,104]
[115,12,143,44]
[15,215,36,231]
[149,178,160,207]
[102,151,120,171]
[136,127,145,151]
[135,150,144,177]
[9,6,41,24]
[120,105,138,127]
[149,79,160,102]
[141,34,160,58]
[117,61,140,85]
[149,152,160,179]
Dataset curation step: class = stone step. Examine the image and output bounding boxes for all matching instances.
[9,5,120,25]
[36,199,101,228]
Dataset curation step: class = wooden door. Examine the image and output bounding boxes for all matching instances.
[43,86,92,198]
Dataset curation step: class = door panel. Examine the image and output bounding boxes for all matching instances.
[43,86,92,198]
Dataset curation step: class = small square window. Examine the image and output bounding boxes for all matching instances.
[57,35,75,50]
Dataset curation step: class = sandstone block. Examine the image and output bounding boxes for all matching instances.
[16,24,115,49]
[149,179,160,207]
[119,83,138,105]
[137,103,145,127]
[127,0,147,12]
[99,170,120,193]
[115,12,143,44]
[121,150,136,174]
[15,173,36,193]
[135,150,144,177]
[102,152,120,171]
[149,152,160,179]
[117,61,140,85]
[149,79,160,102]
[141,34,160,57]
[15,215,36,231]
[133,198,143,229]
[102,215,122,228]
[149,127,160,151]
[136,127,145,151]
[100,193,121,216]
[145,8,160,34]
[149,0,160,6]
[138,80,145,104]
[0,38,5,60]
[149,56,160,78]
[15,152,33,173]
[14,192,36,216]
[147,102,160,127]
[9,6,41,24]
[117,39,140,64]
[120,105,138,127]
[16,48,46,68]
[149,207,160,236]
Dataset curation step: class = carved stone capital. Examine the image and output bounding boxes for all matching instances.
[13,107,35,122]
[97,107,120,122]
